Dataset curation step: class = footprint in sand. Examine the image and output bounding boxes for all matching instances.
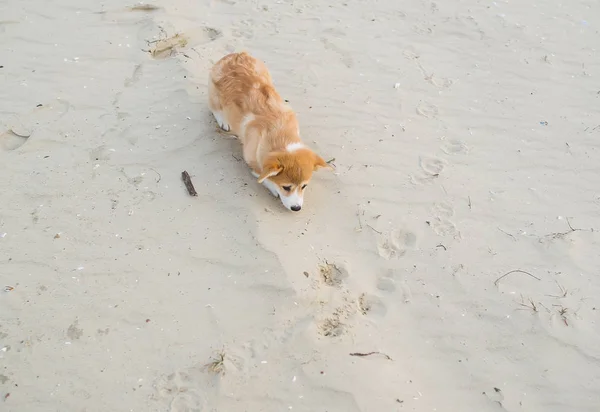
[412,24,434,35]
[429,217,458,236]
[320,37,354,68]
[433,201,454,218]
[377,229,418,260]
[231,26,253,39]
[153,349,246,412]
[376,276,396,293]
[90,145,116,161]
[0,130,29,151]
[416,101,438,118]
[66,320,84,340]
[317,300,356,338]
[231,19,255,39]
[419,156,446,176]
[483,387,505,408]
[357,293,387,319]
[1,100,70,152]
[153,366,208,411]
[429,202,458,236]
[124,64,143,87]
[441,139,469,155]
[318,316,346,337]
[403,46,420,60]
[375,270,413,304]
[424,73,454,89]
[148,26,222,59]
[410,156,447,185]
[318,261,348,288]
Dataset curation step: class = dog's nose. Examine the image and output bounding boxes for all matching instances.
[291,205,301,212]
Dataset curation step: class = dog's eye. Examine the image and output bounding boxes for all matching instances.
[282,185,292,191]
[301,184,307,189]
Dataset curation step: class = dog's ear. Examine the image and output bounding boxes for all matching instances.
[314,154,333,171]
[258,156,283,183]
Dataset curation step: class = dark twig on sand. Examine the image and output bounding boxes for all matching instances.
[497,227,516,241]
[565,217,578,232]
[8,129,31,138]
[355,205,364,231]
[367,224,382,234]
[546,281,568,299]
[130,4,160,11]
[542,217,592,242]
[150,168,162,183]
[350,352,393,360]
[517,295,538,313]
[494,269,541,286]
[181,170,198,196]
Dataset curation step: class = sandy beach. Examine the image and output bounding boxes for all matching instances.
[1,0,600,411]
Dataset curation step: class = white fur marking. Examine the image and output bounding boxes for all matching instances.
[280,189,303,211]
[261,178,281,198]
[212,110,230,132]
[252,171,278,197]
[286,142,305,152]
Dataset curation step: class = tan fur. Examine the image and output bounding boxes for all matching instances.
[208,52,330,210]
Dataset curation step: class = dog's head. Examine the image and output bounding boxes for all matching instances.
[257,146,331,212]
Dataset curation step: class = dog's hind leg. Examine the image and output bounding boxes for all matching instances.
[207,78,231,132]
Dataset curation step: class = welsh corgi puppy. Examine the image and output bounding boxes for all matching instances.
[208,52,331,212]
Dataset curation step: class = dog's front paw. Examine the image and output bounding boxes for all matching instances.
[260,178,280,198]
[212,111,231,132]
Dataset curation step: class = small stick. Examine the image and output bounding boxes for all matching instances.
[367,224,381,234]
[468,196,472,210]
[436,244,447,251]
[517,295,538,312]
[350,352,392,360]
[555,306,569,326]
[546,281,568,298]
[497,227,516,241]
[541,217,591,241]
[494,269,541,286]
[355,205,363,231]
[130,4,160,11]
[565,217,577,232]
[181,171,197,196]
[451,264,464,276]
[150,168,162,183]
[8,129,31,138]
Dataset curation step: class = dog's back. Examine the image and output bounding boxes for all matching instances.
[209,52,283,118]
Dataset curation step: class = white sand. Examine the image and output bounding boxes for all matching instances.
[1,0,600,411]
